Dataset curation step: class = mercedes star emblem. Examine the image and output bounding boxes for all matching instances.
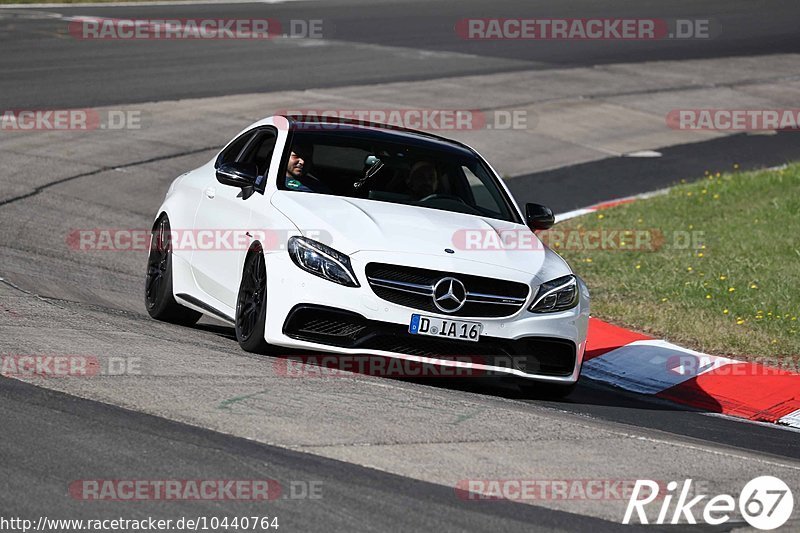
[432,277,467,313]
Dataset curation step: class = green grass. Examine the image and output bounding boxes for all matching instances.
[554,163,800,359]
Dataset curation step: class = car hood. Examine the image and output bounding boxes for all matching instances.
[270,192,551,276]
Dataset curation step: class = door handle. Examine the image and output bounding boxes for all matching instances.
[204,187,216,199]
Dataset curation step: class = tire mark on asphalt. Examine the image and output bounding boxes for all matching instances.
[0,144,220,208]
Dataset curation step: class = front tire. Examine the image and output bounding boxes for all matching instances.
[235,249,270,353]
[144,215,202,326]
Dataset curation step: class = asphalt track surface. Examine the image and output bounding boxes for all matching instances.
[0,377,632,533]
[2,1,800,531]
[0,0,799,108]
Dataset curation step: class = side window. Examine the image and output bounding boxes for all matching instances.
[239,129,278,177]
[463,166,495,211]
[216,131,254,167]
[459,164,511,219]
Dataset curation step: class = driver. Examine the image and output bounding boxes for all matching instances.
[285,143,332,193]
[406,161,438,200]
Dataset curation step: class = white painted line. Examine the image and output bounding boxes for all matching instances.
[0,0,299,8]
[553,207,594,223]
[554,187,671,223]
[624,150,662,158]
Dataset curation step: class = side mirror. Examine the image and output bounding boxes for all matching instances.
[216,162,258,188]
[525,203,555,231]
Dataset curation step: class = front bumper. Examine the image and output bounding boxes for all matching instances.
[263,250,589,383]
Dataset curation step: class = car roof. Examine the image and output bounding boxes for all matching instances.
[282,114,478,158]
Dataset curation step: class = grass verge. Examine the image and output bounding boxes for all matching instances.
[551,163,800,360]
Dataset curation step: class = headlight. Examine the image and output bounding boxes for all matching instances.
[288,236,360,287]
[529,275,579,313]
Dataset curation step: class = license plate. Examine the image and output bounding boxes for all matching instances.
[409,314,482,342]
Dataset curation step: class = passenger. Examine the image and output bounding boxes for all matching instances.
[406,161,438,200]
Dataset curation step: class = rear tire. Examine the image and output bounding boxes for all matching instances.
[144,215,202,326]
[235,249,271,354]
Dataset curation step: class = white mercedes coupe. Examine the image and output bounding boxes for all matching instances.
[145,115,589,396]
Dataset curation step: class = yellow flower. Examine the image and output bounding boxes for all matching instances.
[701,189,707,194]
[635,264,641,270]
[597,213,604,219]
[687,266,693,272]
[705,294,712,299]
[713,194,720,199]
[661,297,668,302]
[733,163,739,169]
[637,218,643,223]
[704,170,710,176]
[585,258,593,263]
[688,224,694,230]
[687,192,693,197]
[750,283,758,289]
[715,172,721,177]
[719,275,727,280]
[736,319,745,325]
[723,309,729,314]
[728,287,735,292]
[697,252,704,257]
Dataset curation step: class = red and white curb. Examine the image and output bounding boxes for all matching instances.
[555,189,669,223]
[557,195,800,428]
[582,319,800,428]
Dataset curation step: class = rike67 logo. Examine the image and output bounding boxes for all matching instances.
[623,476,794,529]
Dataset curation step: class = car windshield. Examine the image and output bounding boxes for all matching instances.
[280,130,518,223]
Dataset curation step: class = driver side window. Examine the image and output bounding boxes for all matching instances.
[238,129,278,177]
[216,131,253,167]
